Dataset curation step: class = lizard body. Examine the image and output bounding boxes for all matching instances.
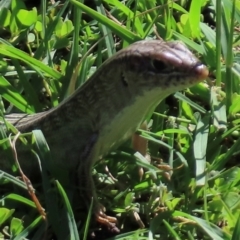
[0,40,208,226]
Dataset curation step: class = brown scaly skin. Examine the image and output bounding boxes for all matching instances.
[0,40,209,230]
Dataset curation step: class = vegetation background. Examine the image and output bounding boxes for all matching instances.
[0,0,240,239]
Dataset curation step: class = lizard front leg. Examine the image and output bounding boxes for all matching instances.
[77,133,119,232]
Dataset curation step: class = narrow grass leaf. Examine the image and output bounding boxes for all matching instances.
[106,229,147,239]
[31,221,50,240]
[70,0,141,43]
[200,22,216,47]
[0,171,27,190]
[232,213,240,240]
[4,194,35,208]
[163,219,181,240]
[213,0,222,88]
[104,0,144,37]
[12,59,42,111]
[172,31,204,54]
[0,43,62,79]
[0,76,34,113]
[56,180,79,240]
[174,92,206,114]
[83,197,93,240]
[138,130,188,167]
[34,0,70,59]
[61,3,82,98]
[193,113,209,186]
[188,0,201,38]
[134,152,158,178]
[210,87,227,130]
[96,3,115,57]
[33,130,62,239]
[216,135,240,171]
[172,2,188,13]
[221,0,231,60]
[224,0,235,111]
[172,211,229,240]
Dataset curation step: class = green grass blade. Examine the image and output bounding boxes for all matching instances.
[70,0,141,43]
[0,76,34,113]
[193,113,209,186]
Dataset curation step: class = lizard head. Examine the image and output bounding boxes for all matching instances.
[116,40,208,96]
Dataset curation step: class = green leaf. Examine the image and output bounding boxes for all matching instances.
[0,208,15,225]
[10,0,26,35]
[27,32,35,43]
[55,19,74,38]
[229,93,240,114]
[11,0,26,11]
[124,192,134,206]
[10,217,24,236]
[0,8,11,27]
[16,9,37,27]
[35,20,42,32]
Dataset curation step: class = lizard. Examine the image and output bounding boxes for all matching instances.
[0,39,209,230]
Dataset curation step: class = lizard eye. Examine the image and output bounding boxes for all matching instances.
[152,59,168,71]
